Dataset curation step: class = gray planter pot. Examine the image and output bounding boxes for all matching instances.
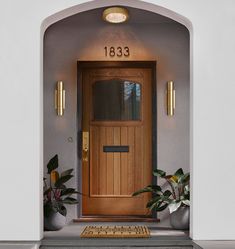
[170,206,190,230]
[44,212,66,231]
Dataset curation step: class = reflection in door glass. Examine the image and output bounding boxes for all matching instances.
[93,79,141,121]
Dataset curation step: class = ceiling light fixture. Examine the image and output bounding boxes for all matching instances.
[102,7,129,24]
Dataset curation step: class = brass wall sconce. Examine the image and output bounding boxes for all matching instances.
[167,81,175,116]
[55,81,65,116]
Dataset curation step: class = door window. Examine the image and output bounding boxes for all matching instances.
[92,79,141,121]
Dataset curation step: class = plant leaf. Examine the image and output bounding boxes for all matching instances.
[61,188,79,196]
[179,172,190,184]
[149,200,168,212]
[61,169,74,177]
[170,175,179,183]
[62,197,78,204]
[165,175,178,185]
[174,168,184,178]
[148,201,159,211]
[153,169,166,177]
[132,187,154,196]
[182,200,190,206]
[163,190,172,197]
[147,185,162,192]
[155,203,168,211]
[50,170,59,184]
[55,175,73,188]
[146,196,162,208]
[168,201,182,213]
[59,205,67,216]
[184,185,190,197]
[47,154,58,174]
[59,184,67,190]
[43,188,51,196]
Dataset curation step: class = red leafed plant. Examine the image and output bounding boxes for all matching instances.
[43,155,79,217]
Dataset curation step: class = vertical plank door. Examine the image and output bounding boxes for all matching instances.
[82,65,153,216]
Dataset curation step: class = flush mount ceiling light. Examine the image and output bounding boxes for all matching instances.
[102,7,129,23]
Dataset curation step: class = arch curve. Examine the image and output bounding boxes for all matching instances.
[41,0,193,34]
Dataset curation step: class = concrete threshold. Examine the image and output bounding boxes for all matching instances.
[41,222,201,248]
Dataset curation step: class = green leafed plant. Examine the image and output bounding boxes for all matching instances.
[43,154,80,218]
[132,168,190,213]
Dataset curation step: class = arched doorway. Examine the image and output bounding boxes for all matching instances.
[42,0,192,235]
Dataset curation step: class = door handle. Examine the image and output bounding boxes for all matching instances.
[82,131,89,162]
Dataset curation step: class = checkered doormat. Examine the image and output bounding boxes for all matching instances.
[80,225,150,238]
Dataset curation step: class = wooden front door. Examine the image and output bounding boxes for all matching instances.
[80,62,154,217]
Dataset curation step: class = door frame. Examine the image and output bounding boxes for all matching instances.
[77,61,157,219]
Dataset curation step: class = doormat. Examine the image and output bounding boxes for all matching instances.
[80,225,150,238]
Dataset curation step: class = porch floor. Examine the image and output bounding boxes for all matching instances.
[41,222,201,248]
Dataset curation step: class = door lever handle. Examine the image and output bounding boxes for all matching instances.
[82,131,89,162]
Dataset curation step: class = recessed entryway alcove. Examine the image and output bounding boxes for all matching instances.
[42,0,192,242]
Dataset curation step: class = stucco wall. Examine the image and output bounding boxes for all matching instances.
[0,0,235,242]
[43,7,189,226]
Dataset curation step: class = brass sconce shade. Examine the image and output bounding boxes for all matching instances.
[167,81,175,116]
[102,7,129,23]
[55,81,65,116]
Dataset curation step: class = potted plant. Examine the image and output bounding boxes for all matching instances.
[43,154,79,231]
[133,168,190,230]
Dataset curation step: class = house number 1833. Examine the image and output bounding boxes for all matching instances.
[104,46,130,57]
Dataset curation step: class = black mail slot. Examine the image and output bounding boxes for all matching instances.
[103,145,129,153]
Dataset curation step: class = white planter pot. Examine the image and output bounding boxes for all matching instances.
[44,212,66,231]
[170,206,190,230]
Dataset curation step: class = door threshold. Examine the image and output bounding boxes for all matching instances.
[74,216,160,222]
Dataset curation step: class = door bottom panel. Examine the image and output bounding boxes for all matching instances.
[74,216,160,222]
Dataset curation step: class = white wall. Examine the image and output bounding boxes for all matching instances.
[0,0,235,241]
